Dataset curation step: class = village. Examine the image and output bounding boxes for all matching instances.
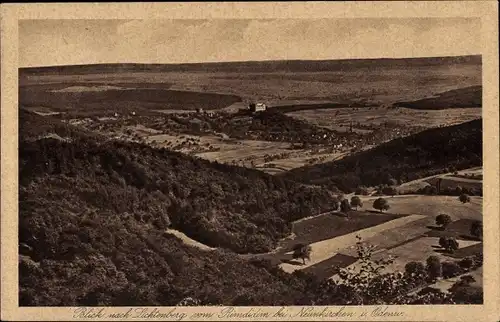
[64,101,429,173]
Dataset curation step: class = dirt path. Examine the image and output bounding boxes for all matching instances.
[279,214,426,273]
[165,229,215,251]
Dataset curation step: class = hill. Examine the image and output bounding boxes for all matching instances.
[20,55,481,75]
[20,111,339,255]
[19,85,242,116]
[19,111,348,305]
[393,86,482,109]
[18,111,482,306]
[281,119,482,192]
[20,55,481,107]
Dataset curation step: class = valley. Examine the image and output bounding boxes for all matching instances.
[18,56,483,306]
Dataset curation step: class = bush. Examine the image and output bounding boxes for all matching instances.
[450,285,483,304]
[459,193,471,203]
[441,261,462,279]
[470,220,482,239]
[404,261,426,283]
[458,257,474,271]
[439,237,459,253]
[355,186,369,196]
[381,186,398,196]
[340,199,352,213]
[435,214,452,229]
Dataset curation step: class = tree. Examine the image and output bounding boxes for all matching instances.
[350,196,363,210]
[292,243,312,265]
[373,198,390,213]
[459,193,471,203]
[470,220,482,240]
[439,237,459,253]
[435,214,452,230]
[337,236,400,304]
[404,261,426,282]
[441,261,461,279]
[340,199,352,213]
[458,257,474,271]
[426,256,442,281]
[438,236,448,249]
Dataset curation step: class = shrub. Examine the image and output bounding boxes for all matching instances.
[470,220,482,239]
[458,257,474,271]
[381,186,398,196]
[404,261,426,282]
[450,284,483,304]
[355,186,369,196]
[459,193,471,203]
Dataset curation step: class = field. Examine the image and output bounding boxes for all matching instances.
[397,167,483,194]
[287,107,482,133]
[20,56,481,115]
[260,195,482,284]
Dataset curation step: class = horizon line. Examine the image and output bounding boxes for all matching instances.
[19,54,482,69]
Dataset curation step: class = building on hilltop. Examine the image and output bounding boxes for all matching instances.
[249,102,267,113]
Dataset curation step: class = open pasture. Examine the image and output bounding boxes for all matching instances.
[271,195,481,280]
[371,236,482,274]
[360,195,482,220]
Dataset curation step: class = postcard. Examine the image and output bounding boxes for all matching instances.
[1,2,499,321]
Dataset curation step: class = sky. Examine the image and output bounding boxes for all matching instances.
[19,18,481,67]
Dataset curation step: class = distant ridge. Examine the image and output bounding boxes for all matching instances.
[20,55,481,75]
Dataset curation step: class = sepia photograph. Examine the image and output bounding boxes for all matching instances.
[2,2,499,321]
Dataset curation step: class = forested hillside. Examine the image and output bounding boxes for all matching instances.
[19,111,344,305]
[282,119,482,192]
[20,111,338,254]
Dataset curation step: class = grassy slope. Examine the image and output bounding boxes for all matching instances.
[393,85,482,109]
[282,119,482,192]
[19,86,242,114]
